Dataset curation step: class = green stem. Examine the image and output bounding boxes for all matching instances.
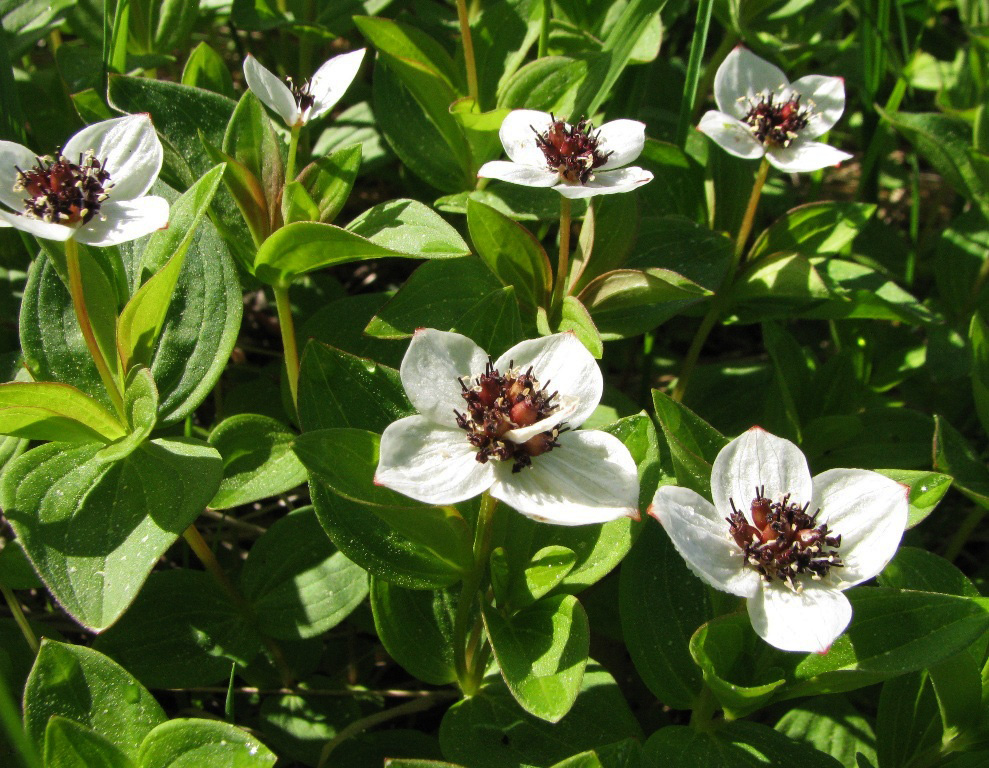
[671,158,769,403]
[1,582,39,655]
[64,238,125,418]
[273,283,300,412]
[456,0,479,104]
[963,253,989,318]
[453,493,497,696]
[942,506,986,563]
[551,196,572,316]
[689,683,719,730]
[183,525,295,687]
[675,0,715,148]
[538,0,551,58]
[286,123,301,182]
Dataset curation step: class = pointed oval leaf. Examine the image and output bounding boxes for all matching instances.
[0,382,125,443]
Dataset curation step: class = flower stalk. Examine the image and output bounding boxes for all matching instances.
[285,123,301,183]
[0,581,39,655]
[454,492,497,695]
[455,0,479,104]
[65,238,125,418]
[273,283,300,412]
[551,195,572,314]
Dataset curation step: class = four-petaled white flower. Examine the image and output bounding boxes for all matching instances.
[243,49,366,128]
[375,329,641,525]
[477,110,653,199]
[698,47,852,173]
[0,114,168,246]
[649,427,908,653]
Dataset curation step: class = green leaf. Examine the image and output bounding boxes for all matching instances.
[876,672,941,768]
[1,437,222,630]
[439,665,642,767]
[467,199,552,310]
[254,221,408,286]
[933,415,989,509]
[207,414,307,510]
[451,286,525,359]
[652,390,728,498]
[107,75,237,186]
[970,312,989,434]
[0,381,125,442]
[581,269,703,340]
[93,569,261,689]
[294,427,416,509]
[748,202,877,260]
[24,641,166,760]
[624,215,732,293]
[43,716,134,768]
[240,507,368,640]
[484,594,590,723]
[635,140,707,223]
[620,521,711,710]
[497,55,584,115]
[935,211,989,322]
[100,366,159,463]
[297,342,413,434]
[558,296,603,359]
[181,42,235,98]
[774,696,877,768]
[118,165,226,370]
[878,547,980,598]
[258,692,361,767]
[502,545,578,610]
[882,109,989,217]
[223,91,284,227]
[137,718,276,768]
[370,578,458,685]
[201,136,270,247]
[733,252,831,303]
[347,198,471,259]
[364,257,503,340]
[310,479,463,589]
[873,470,952,529]
[353,15,460,88]
[570,196,641,293]
[691,588,989,717]
[298,145,362,224]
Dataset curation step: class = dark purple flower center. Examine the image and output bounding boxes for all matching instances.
[15,152,112,225]
[534,116,613,184]
[727,485,842,589]
[454,360,564,472]
[742,93,810,147]
[286,77,315,112]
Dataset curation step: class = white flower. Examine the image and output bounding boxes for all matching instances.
[243,49,366,128]
[697,47,853,173]
[0,114,168,246]
[477,110,654,199]
[649,427,908,653]
[375,329,640,525]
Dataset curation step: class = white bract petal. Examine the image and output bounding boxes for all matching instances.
[0,140,40,211]
[489,430,639,525]
[494,332,602,430]
[812,468,909,588]
[499,109,555,166]
[711,427,813,522]
[400,329,489,426]
[555,167,654,199]
[595,119,647,170]
[767,140,852,173]
[0,210,74,240]
[63,114,163,201]
[650,486,761,597]
[714,47,789,117]
[476,160,558,187]
[308,48,366,122]
[697,111,765,160]
[747,582,852,653]
[74,197,169,247]
[375,416,495,505]
[243,55,301,127]
[788,74,845,138]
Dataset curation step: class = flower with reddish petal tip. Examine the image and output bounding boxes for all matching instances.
[0,114,168,246]
[477,110,653,198]
[243,49,366,128]
[697,47,852,173]
[649,427,908,653]
[374,329,640,525]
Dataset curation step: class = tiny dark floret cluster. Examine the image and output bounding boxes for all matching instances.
[727,485,843,588]
[287,77,315,112]
[534,116,613,184]
[454,360,563,472]
[743,93,810,147]
[15,152,112,225]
